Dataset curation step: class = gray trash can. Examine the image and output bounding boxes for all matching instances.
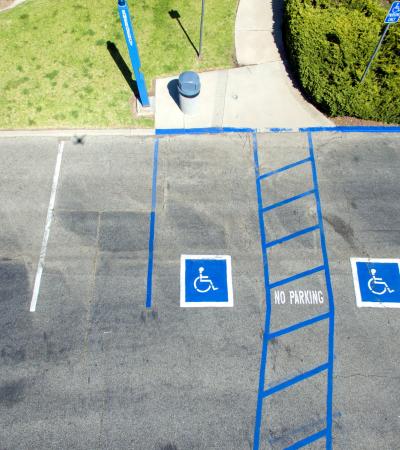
[178,71,201,115]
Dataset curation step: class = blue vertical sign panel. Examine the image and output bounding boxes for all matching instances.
[385,1,400,23]
[351,258,400,308]
[180,255,234,307]
[118,0,150,106]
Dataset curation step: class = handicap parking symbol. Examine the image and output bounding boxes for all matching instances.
[180,255,233,307]
[350,258,400,308]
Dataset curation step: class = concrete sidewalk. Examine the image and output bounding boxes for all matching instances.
[155,0,332,130]
[235,0,282,65]
[0,0,27,13]
[155,63,332,130]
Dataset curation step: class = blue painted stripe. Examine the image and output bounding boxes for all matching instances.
[252,132,273,450]
[265,224,319,248]
[262,189,315,213]
[308,132,335,449]
[267,127,294,133]
[300,126,400,133]
[269,265,325,289]
[155,125,400,136]
[251,128,338,450]
[145,139,159,309]
[259,157,311,180]
[150,142,159,213]
[284,429,327,449]
[263,363,329,398]
[155,126,254,136]
[268,312,330,340]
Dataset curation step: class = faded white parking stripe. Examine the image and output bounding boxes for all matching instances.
[30,141,64,312]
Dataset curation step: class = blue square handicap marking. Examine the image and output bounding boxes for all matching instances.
[185,259,228,302]
[350,258,400,308]
[180,255,233,307]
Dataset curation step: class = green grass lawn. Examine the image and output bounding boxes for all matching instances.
[0,0,237,129]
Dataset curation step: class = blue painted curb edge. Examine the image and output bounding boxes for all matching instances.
[300,126,400,133]
[155,126,400,136]
[155,127,254,136]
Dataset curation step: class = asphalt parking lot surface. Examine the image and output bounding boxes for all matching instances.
[0,130,399,449]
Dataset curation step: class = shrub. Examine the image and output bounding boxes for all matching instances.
[284,0,400,122]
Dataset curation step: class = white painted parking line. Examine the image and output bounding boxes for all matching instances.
[30,141,65,312]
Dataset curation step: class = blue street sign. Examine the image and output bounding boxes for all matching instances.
[180,255,233,307]
[385,1,400,24]
[118,0,150,107]
[351,258,400,308]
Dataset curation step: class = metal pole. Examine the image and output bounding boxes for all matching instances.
[118,0,150,106]
[199,0,205,58]
[360,23,390,83]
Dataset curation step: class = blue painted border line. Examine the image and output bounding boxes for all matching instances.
[252,132,273,450]
[269,265,325,289]
[268,312,330,340]
[269,413,341,447]
[300,126,400,133]
[284,428,327,449]
[263,363,329,398]
[262,189,315,213]
[155,126,254,136]
[308,132,335,450]
[267,127,294,133]
[155,125,400,136]
[265,224,319,248]
[258,157,311,180]
[145,139,159,309]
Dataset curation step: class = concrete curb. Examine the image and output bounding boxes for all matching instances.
[0,128,156,138]
[0,0,27,13]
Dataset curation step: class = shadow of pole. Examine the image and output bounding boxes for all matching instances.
[168,10,199,57]
[106,41,139,98]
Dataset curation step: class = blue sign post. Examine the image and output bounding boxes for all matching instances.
[361,2,400,83]
[351,258,400,308]
[180,255,234,307]
[118,0,150,107]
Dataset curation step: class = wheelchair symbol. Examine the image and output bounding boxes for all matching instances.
[392,4,400,13]
[368,269,395,295]
[194,267,219,293]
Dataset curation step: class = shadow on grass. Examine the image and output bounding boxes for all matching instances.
[168,10,199,57]
[106,41,139,99]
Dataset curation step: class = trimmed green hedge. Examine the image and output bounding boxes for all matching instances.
[284,0,400,122]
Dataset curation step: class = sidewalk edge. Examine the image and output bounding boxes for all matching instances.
[0,128,156,138]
